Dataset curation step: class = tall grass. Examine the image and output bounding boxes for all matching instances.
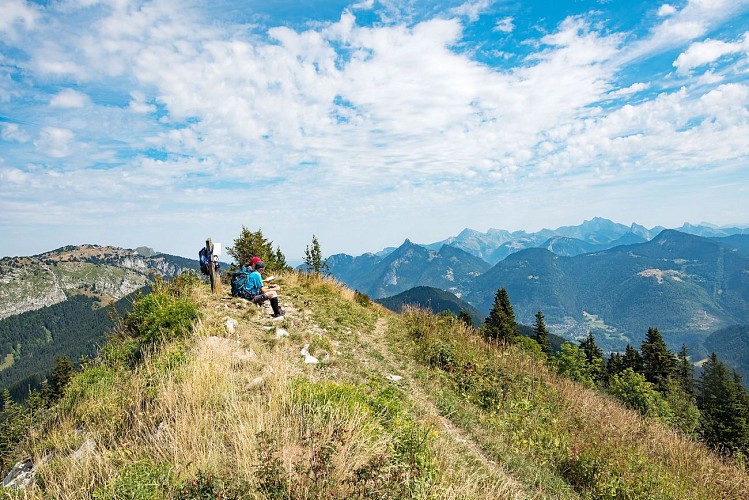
[393,307,749,498]
[10,272,521,498]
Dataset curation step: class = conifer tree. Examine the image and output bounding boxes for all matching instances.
[46,355,75,402]
[580,332,603,364]
[458,310,474,329]
[622,344,644,374]
[482,288,519,343]
[579,332,604,382]
[676,344,694,396]
[697,353,749,454]
[640,327,676,392]
[533,310,551,354]
[304,234,330,275]
[227,226,288,272]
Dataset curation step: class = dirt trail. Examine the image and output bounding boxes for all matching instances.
[358,317,528,499]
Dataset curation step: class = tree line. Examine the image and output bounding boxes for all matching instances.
[480,287,749,459]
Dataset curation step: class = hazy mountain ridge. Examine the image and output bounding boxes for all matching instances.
[426,218,748,264]
[329,228,749,354]
[328,240,491,299]
[0,244,198,320]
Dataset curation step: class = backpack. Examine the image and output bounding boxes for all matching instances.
[199,247,211,275]
[231,266,251,297]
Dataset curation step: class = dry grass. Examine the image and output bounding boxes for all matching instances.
[13,272,525,498]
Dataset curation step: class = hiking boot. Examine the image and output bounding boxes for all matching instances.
[273,309,285,318]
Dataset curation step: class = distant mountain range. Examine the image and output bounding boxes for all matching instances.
[327,220,749,356]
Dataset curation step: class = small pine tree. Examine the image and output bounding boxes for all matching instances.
[227,226,288,272]
[532,310,551,354]
[676,344,695,396]
[622,344,644,374]
[579,332,604,382]
[482,288,520,343]
[697,353,749,454]
[641,327,676,392]
[46,355,75,402]
[304,234,330,275]
[458,310,474,329]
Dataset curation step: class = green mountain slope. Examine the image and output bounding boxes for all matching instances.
[0,291,139,401]
[376,285,484,325]
[3,273,748,497]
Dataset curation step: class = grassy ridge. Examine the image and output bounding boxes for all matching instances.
[4,272,748,498]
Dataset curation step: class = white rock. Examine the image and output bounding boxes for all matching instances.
[275,328,289,339]
[224,318,238,334]
[300,343,310,356]
[72,438,96,461]
[386,374,403,382]
[304,355,319,364]
[2,457,35,489]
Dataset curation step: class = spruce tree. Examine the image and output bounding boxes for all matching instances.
[622,344,644,374]
[458,310,474,329]
[227,226,288,272]
[579,332,604,382]
[482,288,520,343]
[676,344,694,396]
[640,327,676,392]
[46,355,75,402]
[304,234,330,275]
[532,310,551,354]
[697,353,749,454]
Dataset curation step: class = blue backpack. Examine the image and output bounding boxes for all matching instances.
[231,266,251,297]
[199,247,211,275]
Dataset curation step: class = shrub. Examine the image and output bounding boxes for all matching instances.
[124,284,200,344]
[93,460,173,499]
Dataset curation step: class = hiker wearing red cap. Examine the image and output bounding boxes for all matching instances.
[246,260,284,317]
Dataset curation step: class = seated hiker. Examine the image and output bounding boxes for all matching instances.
[246,261,284,317]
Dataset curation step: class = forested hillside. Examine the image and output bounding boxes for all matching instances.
[0,291,139,401]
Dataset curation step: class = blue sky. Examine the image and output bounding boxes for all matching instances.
[1,0,748,261]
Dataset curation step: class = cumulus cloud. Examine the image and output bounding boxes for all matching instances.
[494,17,514,33]
[674,33,749,74]
[128,91,156,113]
[607,82,651,98]
[1,123,30,143]
[34,127,76,158]
[0,0,39,38]
[1,0,748,257]
[622,0,749,63]
[50,88,91,108]
[657,4,677,16]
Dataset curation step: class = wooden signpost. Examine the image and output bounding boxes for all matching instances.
[205,237,221,294]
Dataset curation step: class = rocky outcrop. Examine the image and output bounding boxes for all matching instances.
[0,245,197,320]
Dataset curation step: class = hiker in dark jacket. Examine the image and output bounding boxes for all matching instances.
[246,261,284,317]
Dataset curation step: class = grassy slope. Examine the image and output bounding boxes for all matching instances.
[8,272,749,498]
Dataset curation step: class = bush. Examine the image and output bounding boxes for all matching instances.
[124,283,200,344]
[93,460,173,499]
[608,368,672,420]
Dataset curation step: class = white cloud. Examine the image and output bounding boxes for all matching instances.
[622,0,749,63]
[607,82,651,98]
[449,0,493,23]
[1,123,30,143]
[674,33,749,74]
[657,4,677,16]
[128,91,156,114]
[0,0,39,38]
[50,88,91,108]
[494,17,514,34]
[34,127,76,158]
